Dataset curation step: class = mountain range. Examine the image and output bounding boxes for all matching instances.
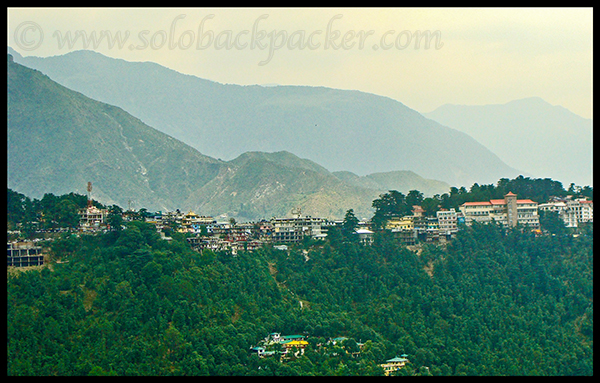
[8,48,521,188]
[7,55,452,221]
[424,98,593,187]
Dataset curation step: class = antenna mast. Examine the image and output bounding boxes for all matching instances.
[87,182,93,208]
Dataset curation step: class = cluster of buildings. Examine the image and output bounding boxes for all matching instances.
[75,191,593,254]
[384,206,462,245]
[179,212,330,254]
[538,197,594,228]
[9,191,592,267]
[250,333,310,359]
[249,332,409,374]
[459,192,593,229]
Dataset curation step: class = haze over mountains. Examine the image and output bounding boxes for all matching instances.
[10,47,589,222]
[9,48,521,188]
[7,54,225,212]
[7,55,452,220]
[424,98,593,187]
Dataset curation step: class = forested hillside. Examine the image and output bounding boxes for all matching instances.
[7,218,593,375]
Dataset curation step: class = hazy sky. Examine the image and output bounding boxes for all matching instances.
[7,7,593,118]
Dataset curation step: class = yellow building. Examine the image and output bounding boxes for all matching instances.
[280,339,309,358]
[386,216,414,231]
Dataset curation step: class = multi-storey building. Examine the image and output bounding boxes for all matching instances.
[460,192,539,228]
[380,355,410,376]
[79,206,108,231]
[7,241,44,267]
[539,198,593,227]
[568,199,593,224]
[436,208,458,235]
[386,216,414,231]
[271,216,325,243]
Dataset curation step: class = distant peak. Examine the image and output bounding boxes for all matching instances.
[506,96,549,105]
[7,46,22,60]
[259,83,280,87]
[427,97,553,114]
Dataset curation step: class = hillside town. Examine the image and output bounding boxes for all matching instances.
[6,187,594,375]
[8,191,593,269]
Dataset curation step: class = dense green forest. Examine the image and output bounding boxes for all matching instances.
[7,177,594,375]
[7,217,593,375]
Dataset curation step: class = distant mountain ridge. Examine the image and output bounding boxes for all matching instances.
[332,170,450,197]
[7,55,450,220]
[424,97,593,186]
[7,54,227,212]
[9,47,521,187]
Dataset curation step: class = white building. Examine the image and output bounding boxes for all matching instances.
[568,199,593,224]
[271,215,325,243]
[460,192,539,228]
[539,198,593,228]
[436,208,458,234]
[79,206,108,231]
[354,228,374,245]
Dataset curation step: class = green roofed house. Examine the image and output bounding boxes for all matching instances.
[380,355,409,376]
[281,334,306,341]
[249,346,278,358]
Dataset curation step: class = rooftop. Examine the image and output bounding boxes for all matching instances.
[464,198,537,206]
[462,201,492,206]
[516,199,537,204]
[386,356,409,363]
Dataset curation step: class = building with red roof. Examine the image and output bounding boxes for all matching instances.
[460,192,539,228]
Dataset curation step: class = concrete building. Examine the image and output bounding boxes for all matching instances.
[436,208,458,235]
[79,206,108,231]
[568,199,593,225]
[386,216,414,231]
[539,198,593,228]
[460,192,539,228]
[271,216,325,243]
[7,241,44,267]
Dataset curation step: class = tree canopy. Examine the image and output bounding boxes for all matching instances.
[7,218,593,375]
[7,177,594,376]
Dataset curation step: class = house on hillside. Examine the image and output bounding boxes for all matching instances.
[380,355,410,376]
[79,206,108,231]
[354,228,374,245]
[281,339,309,358]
